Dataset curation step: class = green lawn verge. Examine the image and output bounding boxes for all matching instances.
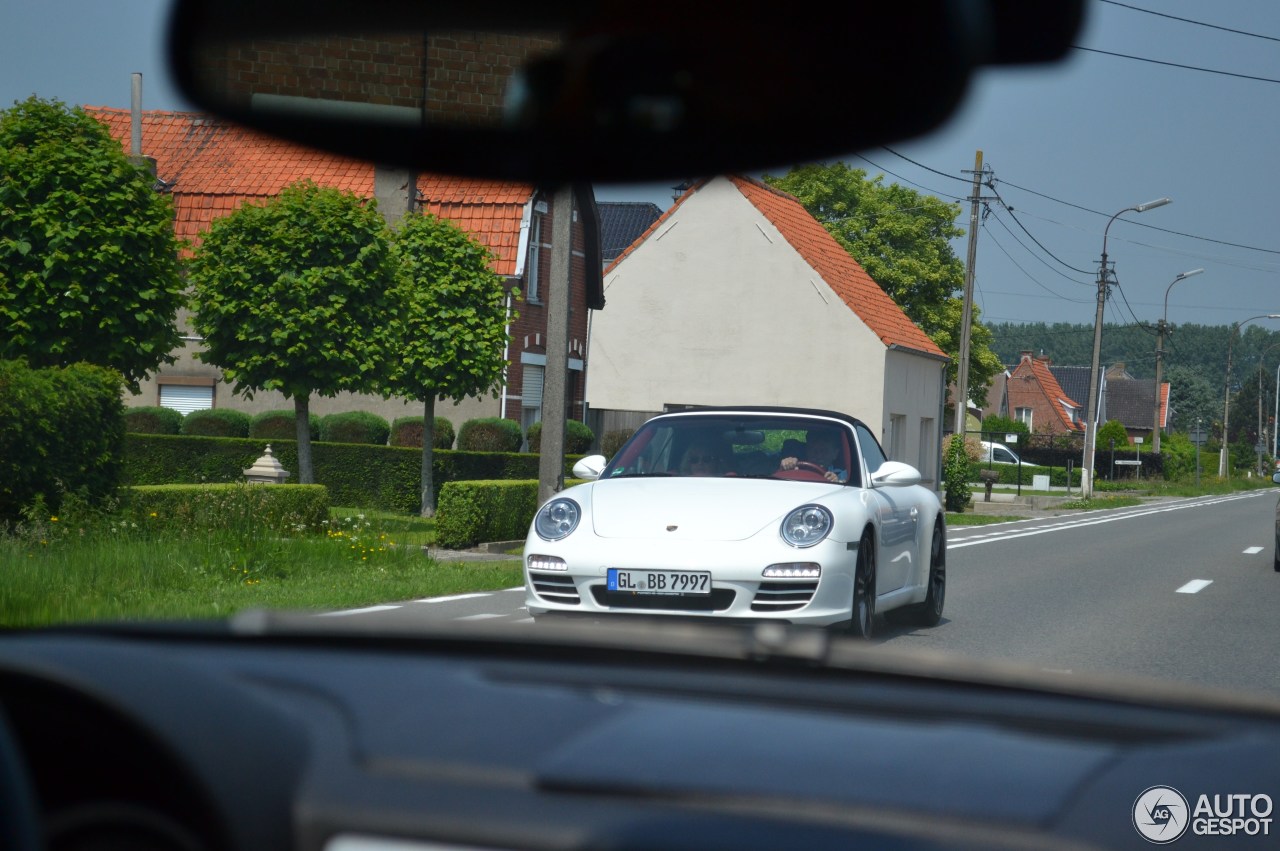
[0,505,517,627]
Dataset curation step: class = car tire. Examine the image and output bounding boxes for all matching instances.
[848,532,876,638]
[1274,546,1279,573]
[901,520,945,626]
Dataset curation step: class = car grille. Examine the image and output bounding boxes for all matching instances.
[750,581,819,613]
[590,586,736,612]
[529,572,581,605]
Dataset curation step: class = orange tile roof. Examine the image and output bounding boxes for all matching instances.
[85,107,533,274]
[1013,354,1084,432]
[728,176,945,358]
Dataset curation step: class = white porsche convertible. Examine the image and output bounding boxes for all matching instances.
[524,407,946,636]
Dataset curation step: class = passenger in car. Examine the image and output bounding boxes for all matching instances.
[677,443,722,476]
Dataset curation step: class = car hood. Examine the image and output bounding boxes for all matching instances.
[584,477,845,541]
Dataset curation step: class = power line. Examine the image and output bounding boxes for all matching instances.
[982,224,1092,306]
[985,210,1092,286]
[1073,46,1280,85]
[1099,0,1280,43]
[986,189,1095,276]
[879,146,972,185]
[851,153,968,202]
[994,177,1280,257]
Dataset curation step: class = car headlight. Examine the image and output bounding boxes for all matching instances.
[535,498,581,541]
[780,504,833,548]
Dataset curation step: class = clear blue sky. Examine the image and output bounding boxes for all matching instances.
[5,0,1280,334]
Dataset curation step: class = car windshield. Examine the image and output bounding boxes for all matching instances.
[4,0,1280,706]
[602,413,858,482]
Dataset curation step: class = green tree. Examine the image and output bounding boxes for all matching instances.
[942,434,971,513]
[1164,365,1218,434]
[188,180,399,483]
[765,163,999,403]
[0,97,185,389]
[383,213,513,516]
[980,414,1030,439]
[1095,419,1130,451]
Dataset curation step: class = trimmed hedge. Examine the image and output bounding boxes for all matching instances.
[124,406,183,435]
[320,410,390,445]
[526,419,595,454]
[250,409,319,441]
[390,416,455,450]
[121,483,329,533]
[122,433,581,513]
[457,417,523,451]
[0,359,125,521]
[181,408,251,438]
[435,480,539,549]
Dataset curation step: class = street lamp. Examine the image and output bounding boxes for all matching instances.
[1218,314,1280,478]
[1082,197,1171,498]
[1153,268,1203,454]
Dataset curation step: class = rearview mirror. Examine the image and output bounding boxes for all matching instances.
[166,0,1085,183]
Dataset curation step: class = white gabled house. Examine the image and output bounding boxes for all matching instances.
[585,175,950,487]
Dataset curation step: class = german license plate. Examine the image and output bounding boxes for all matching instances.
[607,568,711,595]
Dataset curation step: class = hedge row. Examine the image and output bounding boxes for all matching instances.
[1,359,126,522]
[121,483,329,533]
[122,434,582,513]
[435,480,540,549]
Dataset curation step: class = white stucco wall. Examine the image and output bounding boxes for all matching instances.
[882,348,947,485]
[587,179,889,419]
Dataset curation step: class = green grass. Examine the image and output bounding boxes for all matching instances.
[0,504,518,627]
[945,514,1027,526]
[330,506,436,546]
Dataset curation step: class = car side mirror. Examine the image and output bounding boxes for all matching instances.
[573,454,607,481]
[870,461,922,488]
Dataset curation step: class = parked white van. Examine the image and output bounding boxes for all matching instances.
[980,441,1022,465]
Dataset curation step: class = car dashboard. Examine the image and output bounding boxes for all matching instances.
[3,615,1279,851]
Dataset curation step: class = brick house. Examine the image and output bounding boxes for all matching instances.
[88,106,600,436]
[1006,352,1084,436]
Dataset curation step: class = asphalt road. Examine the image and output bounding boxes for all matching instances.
[328,491,1280,698]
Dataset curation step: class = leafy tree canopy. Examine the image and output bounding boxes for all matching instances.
[188,180,399,483]
[0,97,185,389]
[385,213,512,404]
[383,212,514,515]
[1096,419,1130,450]
[188,180,398,402]
[764,163,998,403]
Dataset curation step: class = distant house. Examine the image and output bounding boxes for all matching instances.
[87,106,601,435]
[1096,363,1170,445]
[1007,352,1084,435]
[585,175,949,486]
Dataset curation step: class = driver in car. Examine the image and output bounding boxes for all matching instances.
[778,430,848,483]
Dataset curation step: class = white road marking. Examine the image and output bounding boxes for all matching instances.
[319,604,402,617]
[503,586,525,592]
[1244,546,1264,555]
[1176,580,1213,594]
[457,613,505,620]
[948,493,1268,550]
[512,617,534,623]
[414,592,489,603]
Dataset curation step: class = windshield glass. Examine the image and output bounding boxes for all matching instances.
[5,0,1280,706]
[604,413,857,483]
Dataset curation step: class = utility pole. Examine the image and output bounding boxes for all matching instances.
[954,150,984,438]
[537,185,575,505]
